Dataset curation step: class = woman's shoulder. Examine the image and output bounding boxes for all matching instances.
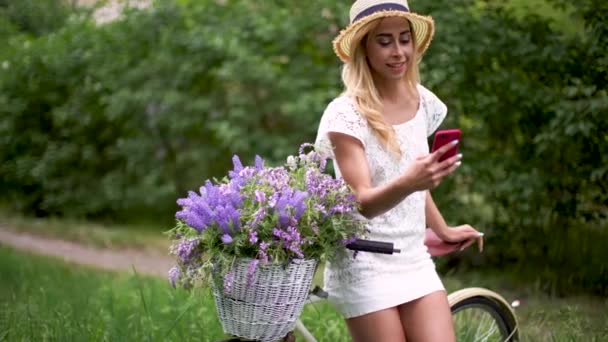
[316,94,369,146]
[416,83,440,100]
[323,94,366,123]
[326,94,357,112]
[415,83,448,135]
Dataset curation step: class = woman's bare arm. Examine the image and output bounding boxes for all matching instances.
[426,190,483,248]
[330,132,415,218]
[425,190,450,239]
[329,132,461,218]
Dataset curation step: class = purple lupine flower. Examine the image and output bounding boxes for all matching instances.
[246,259,259,286]
[248,230,258,244]
[168,266,180,287]
[286,226,305,258]
[224,271,235,293]
[261,167,290,191]
[176,179,245,233]
[221,234,233,244]
[330,204,351,214]
[268,192,279,208]
[220,183,245,208]
[276,189,308,227]
[175,238,200,264]
[313,204,328,217]
[215,203,241,234]
[254,155,264,170]
[273,225,305,258]
[238,167,258,182]
[254,190,266,203]
[259,241,270,262]
[230,155,243,175]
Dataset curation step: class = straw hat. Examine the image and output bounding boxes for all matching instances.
[333,0,435,62]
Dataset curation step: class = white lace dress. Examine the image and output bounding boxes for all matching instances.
[315,84,448,318]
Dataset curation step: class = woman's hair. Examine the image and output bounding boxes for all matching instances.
[341,19,420,157]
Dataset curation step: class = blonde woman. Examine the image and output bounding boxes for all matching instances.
[315,1,483,341]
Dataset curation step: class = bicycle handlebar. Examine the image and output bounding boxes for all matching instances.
[346,239,400,254]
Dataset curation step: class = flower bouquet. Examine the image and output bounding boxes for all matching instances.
[167,143,365,341]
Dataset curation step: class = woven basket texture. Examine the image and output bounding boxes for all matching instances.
[213,258,318,342]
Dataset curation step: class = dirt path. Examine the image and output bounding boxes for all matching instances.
[0,225,173,278]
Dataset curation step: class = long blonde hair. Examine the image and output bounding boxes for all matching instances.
[341,19,420,157]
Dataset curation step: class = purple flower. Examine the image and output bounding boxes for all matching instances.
[276,189,308,227]
[298,143,315,155]
[168,266,180,287]
[247,259,259,286]
[231,155,243,174]
[224,271,235,293]
[259,241,270,262]
[221,234,233,244]
[298,143,328,170]
[170,144,366,290]
[254,190,266,203]
[254,155,264,170]
[174,238,200,264]
[273,225,305,258]
[248,230,258,244]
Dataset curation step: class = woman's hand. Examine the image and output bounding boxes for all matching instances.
[438,224,484,252]
[401,140,462,192]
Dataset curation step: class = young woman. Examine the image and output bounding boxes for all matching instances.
[315,1,483,341]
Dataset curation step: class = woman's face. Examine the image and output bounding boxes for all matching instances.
[364,17,414,81]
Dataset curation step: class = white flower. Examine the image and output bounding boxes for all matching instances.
[286,155,297,170]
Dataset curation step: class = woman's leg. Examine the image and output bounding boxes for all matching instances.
[346,306,407,342]
[398,290,455,342]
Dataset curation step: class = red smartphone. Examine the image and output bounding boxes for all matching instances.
[431,129,461,162]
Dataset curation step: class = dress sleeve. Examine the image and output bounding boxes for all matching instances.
[315,97,367,158]
[419,85,448,137]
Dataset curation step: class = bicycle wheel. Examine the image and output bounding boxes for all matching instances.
[449,287,519,342]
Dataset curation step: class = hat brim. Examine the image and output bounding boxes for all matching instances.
[333,10,435,63]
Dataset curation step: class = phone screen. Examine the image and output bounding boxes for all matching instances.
[431,129,461,162]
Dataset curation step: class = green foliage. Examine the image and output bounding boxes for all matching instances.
[0,0,348,219]
[0,0,74,37]
[418,0,608,295]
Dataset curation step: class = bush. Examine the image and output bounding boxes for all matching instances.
[0,0,349,218]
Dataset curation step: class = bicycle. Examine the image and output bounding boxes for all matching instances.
[222,229,519,342]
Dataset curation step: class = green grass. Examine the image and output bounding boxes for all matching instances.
[0,246,226,341]
[444,271,608,341]
[1,247,606,341]
[0,209,170,252]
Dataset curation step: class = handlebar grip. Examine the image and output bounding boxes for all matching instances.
[346,239,400,254]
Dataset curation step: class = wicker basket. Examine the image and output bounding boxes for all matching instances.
[212,258,318,342]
